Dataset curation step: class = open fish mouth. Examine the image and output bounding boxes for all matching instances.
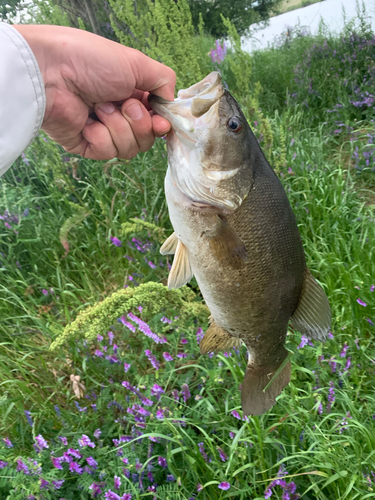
[148,72,224,140]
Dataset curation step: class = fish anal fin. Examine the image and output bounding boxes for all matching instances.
[204,216,247,263]
[200,320,242,354]
[160,232,179,255]
[241,359,291,416]
[291,268,331,342]
[167,240,193,289]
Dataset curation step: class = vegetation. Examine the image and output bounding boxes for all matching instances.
[1,2,375,499]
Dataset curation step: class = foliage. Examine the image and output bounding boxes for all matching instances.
[1,9,375,500]
[108,0,212,90]
[187,0,283,38]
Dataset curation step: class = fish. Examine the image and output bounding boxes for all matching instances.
[149,72,331,416]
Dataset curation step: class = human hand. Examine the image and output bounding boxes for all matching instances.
[13,25,176,160]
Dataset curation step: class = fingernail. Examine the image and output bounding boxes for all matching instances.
[124,102,143,121]
[97,102,115,114]
[86,117,95,125]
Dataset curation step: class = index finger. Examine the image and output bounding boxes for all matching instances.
[125,48,176,101]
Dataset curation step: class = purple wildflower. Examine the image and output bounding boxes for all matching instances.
[161,316,172,324]
[158,456,168,469]
[78,434,95,448]
[367,318,374,326]
[16,459,29,474]
[148,260,157,269]
[40,478,49,489]
[94,429,101,439]
[327,381,335,412]
[181,383,191,402]
[317,402,323,414]
[167,474,175,481]
[229,431,235,439]
[3,438,13,448]
[89,482,103,496]
[105,491,121,500]
[51,457,63,469]
[87,456,98,469]
[357,298,367,307]
[68,448,82,459]
[218,447,228,462]
[145,349,160,370]
[218,482,230,490]
[69,461,83,474]
[198,442,209,462]
[0,461,8,469]
[24,410,33,427]
[114,476,121,489]
[163,352,173,361]
[97,334,103,341]
[35,434,48,450]
[59,436,68,445]
[53,480,64,489]
[122,495,132,500]
[151,384,164,396]
[124,362,131,372]
[371,285,375,292]
[197,484,203,492]
[128,312,165,343]
[328,331,334,339]
[196,327,204,344]
[177,353,188,358]
[95,349,104,357]
[297,335,309,349]
[110,236,122,247]
[42,289,48,296]
[108,331,114,345]
[340,342,349,357]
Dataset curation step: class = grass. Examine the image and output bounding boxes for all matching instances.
[0,7,375,500]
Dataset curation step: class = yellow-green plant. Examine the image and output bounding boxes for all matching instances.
[50,282,209,349]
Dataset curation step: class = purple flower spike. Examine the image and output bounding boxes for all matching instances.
[124,362,131,372]
[357,298,367,307]
[151,384,164,396]
[114,475,121,489]
[105,491,121,500]
[53,479,64,489]
[196,327,204,344]
[371,285,375,292]
[108,331,114,345]
[218,482,230,490]
[35,434,49,450]
[122,495,132,500]
[128,312,165,343]
[367,318,374,326]
[42,289,49,296]
[87,456,98,469]
[59,436,68,445]
[218,447,228,462]
[110,236,122,247]
[24,410,33,427]
[145,349,160,370]
[297,335,309,349]
[181,383,191,402]
[3,438,13,448]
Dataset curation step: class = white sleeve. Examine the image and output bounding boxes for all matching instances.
[0,23,46,176]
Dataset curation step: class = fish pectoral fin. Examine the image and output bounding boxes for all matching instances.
[204,216,247,263]
[160,232,179,255]
[200,320,242,354]
[290,268,331,341]
[167,240,193,289]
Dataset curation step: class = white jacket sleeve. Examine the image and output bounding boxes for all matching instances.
[0,23,45,176]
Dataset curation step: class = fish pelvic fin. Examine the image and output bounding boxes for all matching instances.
[291,268,331,342]
[200,320,242,354]
[160,232,179,255]
[204,216,247,265]
[241,358,291,416]
[167,239,193,289]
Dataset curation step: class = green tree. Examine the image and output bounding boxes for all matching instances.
[188,0,282,38]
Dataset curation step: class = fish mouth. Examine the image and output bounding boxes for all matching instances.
[148,72,224,141]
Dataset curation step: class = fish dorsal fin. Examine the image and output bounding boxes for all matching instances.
[204,216,247,263]
[167,239,193,289]
[160,232,179,255]
[291,268,331,341]
[200,320,242,354]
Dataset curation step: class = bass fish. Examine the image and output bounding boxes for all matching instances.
[149,72,330,416]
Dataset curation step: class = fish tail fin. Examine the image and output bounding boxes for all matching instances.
[241,358,291,416]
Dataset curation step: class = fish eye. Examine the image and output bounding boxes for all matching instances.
[227,117,242,133]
